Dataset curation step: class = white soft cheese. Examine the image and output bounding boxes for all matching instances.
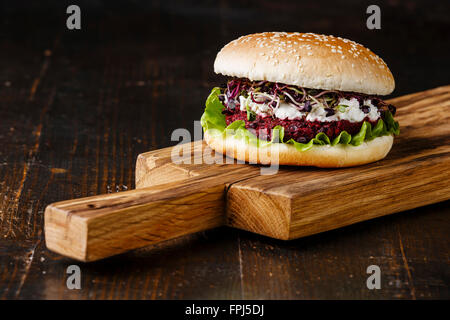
[363,99,381,121]
[274,103,306,120]
[239,95,305,120]
[306,98,380,122]
[335,98,363,122]
[237,95,380,122]
[338,98,380,122]
[239,95,271,115]
[239,96,247,112]
[306,102,329,122]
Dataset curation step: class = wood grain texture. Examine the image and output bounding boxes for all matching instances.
[45,179,222,262]
[45,141,261,261]
[237,201,450,299]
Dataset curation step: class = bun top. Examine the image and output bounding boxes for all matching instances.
[214,32,395,95]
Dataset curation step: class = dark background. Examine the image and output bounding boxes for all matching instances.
[0,0,449,299]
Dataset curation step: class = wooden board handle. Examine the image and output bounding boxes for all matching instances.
[44,179,226,262]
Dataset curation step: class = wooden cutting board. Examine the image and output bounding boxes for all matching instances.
[45,85,450,262]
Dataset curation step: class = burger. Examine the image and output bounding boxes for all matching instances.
[201,32,399,167]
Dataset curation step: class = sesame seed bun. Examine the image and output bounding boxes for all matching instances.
[214,32,395,95]
[204,131,394,168]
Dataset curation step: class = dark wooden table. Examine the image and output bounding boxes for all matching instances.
[0,0,449,299]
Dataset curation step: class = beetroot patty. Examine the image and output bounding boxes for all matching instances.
[225,111,378,143]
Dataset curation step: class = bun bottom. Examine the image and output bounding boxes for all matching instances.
[204,131,394,167]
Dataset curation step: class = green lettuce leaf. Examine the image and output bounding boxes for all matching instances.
[384,109,400,135]
[286,138,315,151]
[201,87,400,150]
[351,121,370,146]
[331,131,352,146]
[371,119,387,137]
[200,87,226,131]
[271,125,284,143]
